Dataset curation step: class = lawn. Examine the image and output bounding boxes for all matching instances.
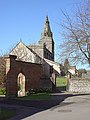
[0,107,16,120]
[56,77,67,87]
[18,93,51,100]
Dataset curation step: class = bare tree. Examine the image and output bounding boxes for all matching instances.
[59,0,90,65]
[64,59,70,74]
[0,55,6,85]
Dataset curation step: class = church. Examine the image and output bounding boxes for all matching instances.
[5,16,61,97]
[10,16,54,63]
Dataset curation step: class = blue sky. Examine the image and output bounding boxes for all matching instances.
[0,0,89,70]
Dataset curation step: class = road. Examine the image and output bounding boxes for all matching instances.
[0,94,90,120]
[23,94,90,120]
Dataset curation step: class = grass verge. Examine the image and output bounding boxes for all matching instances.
[56,77,67,87]
[0,107,16,120]
[18,93,51,100]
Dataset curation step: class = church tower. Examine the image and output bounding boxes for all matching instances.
[39,16,54,61]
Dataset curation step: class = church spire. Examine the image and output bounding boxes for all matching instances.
[46,15,49,23]
[39,16,54,61]
[40,16,52,39]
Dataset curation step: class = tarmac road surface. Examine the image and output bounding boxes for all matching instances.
[23,95,90,120]
[7,95,90,120]
[3,93,89,120]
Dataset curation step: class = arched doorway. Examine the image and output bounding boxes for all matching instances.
[17,73,25,97]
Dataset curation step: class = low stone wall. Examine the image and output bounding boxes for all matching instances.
[68,78,90,94]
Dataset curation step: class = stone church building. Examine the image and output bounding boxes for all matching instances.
[5,16,61,97]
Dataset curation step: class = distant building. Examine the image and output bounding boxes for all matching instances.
[68,66,77,75]
[82,70,90,78]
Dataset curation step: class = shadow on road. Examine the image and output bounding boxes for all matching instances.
[0,93,89,120]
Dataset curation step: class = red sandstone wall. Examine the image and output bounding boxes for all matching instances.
[6,55,43,97]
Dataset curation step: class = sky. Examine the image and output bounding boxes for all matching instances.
[0,0,89,70]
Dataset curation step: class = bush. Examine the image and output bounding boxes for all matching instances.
[0,87,6,95]
[25,88,51,96]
